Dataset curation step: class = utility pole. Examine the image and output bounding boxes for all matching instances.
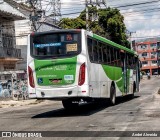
[126,30,136,50]
[27,0,39,31]
[85,0,106,31]
[85,0,89,30]
[27,0,61,31]
[129,31,136,50]
[51,0,61,24]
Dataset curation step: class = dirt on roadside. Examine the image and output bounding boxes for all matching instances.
[0,99,45,108]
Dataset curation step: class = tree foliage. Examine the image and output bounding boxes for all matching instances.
[59,7,130,48]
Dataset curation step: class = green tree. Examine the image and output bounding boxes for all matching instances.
[59,18,86,29]
[59,7,130,48]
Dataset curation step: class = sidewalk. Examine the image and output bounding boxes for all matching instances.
[0,99,45,108]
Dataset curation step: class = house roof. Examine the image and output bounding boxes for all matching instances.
[0,9,25,21]
[4,0,32,16]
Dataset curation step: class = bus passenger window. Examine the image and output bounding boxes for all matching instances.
[93,47,98,62]
[87,38,93,61]
[110,47,115,66]
[98,46,102,63]
[93,40,98,63]
[103,47,107,63]
[120,52,124,68]
[116,49,121,67]
[127,54,133,69]
[106,46,111,64]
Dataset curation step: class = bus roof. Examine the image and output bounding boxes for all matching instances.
[92,33,135,54]
[29,29,81,36]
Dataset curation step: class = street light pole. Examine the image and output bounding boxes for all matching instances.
[86,0,89,30]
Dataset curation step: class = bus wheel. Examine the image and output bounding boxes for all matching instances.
[62,99,79,110]
[110,84,116,105]
[131,82,136,98]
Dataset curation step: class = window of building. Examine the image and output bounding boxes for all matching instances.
[140,44,147,50]
[151,52,157,59]
[142,52,147,57]
[157,42,160,50]
[157,52,160,58]
[142,61,148,65]
[152,60,157,64]
[150,43,157,49]
[151,52,157,55]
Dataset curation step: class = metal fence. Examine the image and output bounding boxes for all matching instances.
[0,47,21,58]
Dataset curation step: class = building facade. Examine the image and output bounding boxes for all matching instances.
[136,41,160,75]
[4,0,61,71]
[0,0,26,80]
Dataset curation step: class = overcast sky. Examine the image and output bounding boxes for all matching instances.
[61,0,160,40]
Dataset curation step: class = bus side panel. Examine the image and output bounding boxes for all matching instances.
[102,65,123,97]
[88,63,100,98]
[27,35,36,98]
[77,29,90,97]
[76,54,89,97]
[99,65,109,98]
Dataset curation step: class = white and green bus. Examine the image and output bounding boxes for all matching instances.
[27,29,141,109]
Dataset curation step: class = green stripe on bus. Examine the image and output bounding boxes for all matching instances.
[34,57,77,86]
[93,34,135,54]
[102,65,122,81]
[102,65,124,92]
[116,79,124,92]
[102,65,131,93]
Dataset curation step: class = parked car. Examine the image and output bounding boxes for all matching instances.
[153,72,158,75]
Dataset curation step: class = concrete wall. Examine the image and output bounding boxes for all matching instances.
[16,45,27,70]
[15,20,31,46]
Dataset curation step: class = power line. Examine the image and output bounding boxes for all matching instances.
[125,17,160,21]
[132,35,160,39]
[112,0,160,8]
[62,11,82,16]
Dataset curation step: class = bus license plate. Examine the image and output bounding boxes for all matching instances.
[49,79,62,84]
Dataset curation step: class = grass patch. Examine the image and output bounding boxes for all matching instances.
[10,104,15,107]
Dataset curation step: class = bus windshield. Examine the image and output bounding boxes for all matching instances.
[30,32,81,59]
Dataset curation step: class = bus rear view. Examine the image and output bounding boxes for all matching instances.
[27,30,89,109]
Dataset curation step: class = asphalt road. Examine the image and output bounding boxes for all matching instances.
[0,76,160,140]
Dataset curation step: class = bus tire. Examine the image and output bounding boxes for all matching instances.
[110,84,116,105]
[62,99,79,110]
[132,82,136,98]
